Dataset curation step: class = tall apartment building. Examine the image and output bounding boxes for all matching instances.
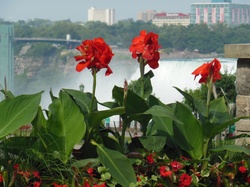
[0,23,14,93]
[152,13,190,27]
[190,0,250,26]
[88,7,115,25]
[137,10,157,22]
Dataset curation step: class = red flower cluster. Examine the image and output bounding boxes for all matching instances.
[159,166,172,178]
[12,164,42,187]
[179,173,192,187]
[170,161,183,172]
[53,183,67,187]
[146,153,155,164]
[74,38,114,76]
[129,30,161,69]
[192,58,221,84]
[239,165,247,173]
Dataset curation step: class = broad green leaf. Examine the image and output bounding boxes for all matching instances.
[174,86,194,105]
[209,97,232,124]
[203,116,248,139]
[0,92,43,139]
[71,158,100,168]
[64,89,97,114]
[210,145,250,155]
[144,105,181,123]
[132,70,154,98]
[139,136,167,152]
[44,90,86,162]
[144,105,179,148]
[173,102,203,159]
[89,107,125,128]
[93,141,137,186]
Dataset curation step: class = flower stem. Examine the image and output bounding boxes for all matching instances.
[139,56,145,99]
[206,77,213,117]
[91,68,97,112]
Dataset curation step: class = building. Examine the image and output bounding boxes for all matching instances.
[137,10,157,22]
[190,0,250,26]
[0,23,14,93]
[152,13,190,27]
[88,7,115,25]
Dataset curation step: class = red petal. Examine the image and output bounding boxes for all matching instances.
[76,61,90,72]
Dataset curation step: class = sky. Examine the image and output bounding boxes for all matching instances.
[0,0,250,23]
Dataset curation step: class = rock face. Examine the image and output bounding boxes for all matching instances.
[225,44,250,144]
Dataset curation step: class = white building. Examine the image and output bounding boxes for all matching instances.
[137,10,157,22]
[88,7,115,25]
[152,13,190,27]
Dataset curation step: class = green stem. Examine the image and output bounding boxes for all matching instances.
[206,78,213,117]
[202,138,210,169]
[139,56,145,99]
[91,68,97,112]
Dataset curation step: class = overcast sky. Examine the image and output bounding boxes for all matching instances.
[0,0,249,22]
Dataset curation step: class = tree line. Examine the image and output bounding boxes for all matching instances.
[6,18,250,53]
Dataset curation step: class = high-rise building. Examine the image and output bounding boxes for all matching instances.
[137,10,157,22]
[190,0,250,26]
[88,7,115,25]
[0,23,14,93]
[152,13,190,27]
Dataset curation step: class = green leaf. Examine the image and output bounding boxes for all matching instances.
[144,105,181,123]
[0,92,43,139]
[144,105,179,148]
[132,70,154,98]
[89,107,125,128]
[44,90,86,162]
[173,102,203,159]
[203,117,247,139]
[139,136,167,152]
[93,141,137,186]
[209,97,232,124]
[64,89,97,114]
[210,145,250,155]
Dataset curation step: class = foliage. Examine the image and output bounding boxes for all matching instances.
[0,30,250,187]
[184,69,236,105]
[12,19,250,54]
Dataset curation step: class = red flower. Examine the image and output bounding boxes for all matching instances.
[0,174,3,183]
[33,171,40,179]
[239,165,247,173]
[159,166,172,177]
[146,153,154,164]
[87,167,94,175]
[53,183,67,187]
[33,181,41,187]
[84,181,91,187]
[192,58,221,84]
[13,164,19,170]
[74,37,114,76]
[129,30,161,69]
[170,161,183,172]
[247,176,250,184]
[179,173,192,187]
